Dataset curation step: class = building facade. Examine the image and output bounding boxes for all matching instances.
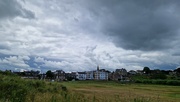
[54,70,65,81]
[76,72,86,80]
[86,71,94,80]
[94,66,108,80]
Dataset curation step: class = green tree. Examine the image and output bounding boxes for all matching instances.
[46,70,54,79]
[174,68,180,76]
[174,68,180,73]
[143,67,151,74]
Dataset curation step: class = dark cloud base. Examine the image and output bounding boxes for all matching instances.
[0,0,35,19]
[84,0,180,51]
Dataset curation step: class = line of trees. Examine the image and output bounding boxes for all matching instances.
[130,67,180,86]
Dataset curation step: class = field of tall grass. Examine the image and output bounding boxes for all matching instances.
[62,81,180,102]
[0,73,70,102]
[0,73,180,102]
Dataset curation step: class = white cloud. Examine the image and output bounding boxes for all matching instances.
[0,0,180,72]
[0,56,32,71]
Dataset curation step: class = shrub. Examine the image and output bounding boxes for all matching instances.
[142,80,152,84]
[0,78,27,102]
[0,74,65,101]
[135,80,142,83]
[61,85,67,92]
[150,73,167,79]
[166,80,180,86]
[153,80,166,85]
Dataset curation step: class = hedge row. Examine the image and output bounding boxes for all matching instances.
[134,79,180,86]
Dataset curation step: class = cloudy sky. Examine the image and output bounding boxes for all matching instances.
[0,0,180,73]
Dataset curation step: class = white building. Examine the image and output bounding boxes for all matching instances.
[76,72,86,80]
[99,71,108,80]
[86,71,94,80]
[94,66,108,80]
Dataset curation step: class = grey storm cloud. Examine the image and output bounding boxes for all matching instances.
[0,44,10,50]
[0,0,180,72]
[0,0,35,19]
[81,0,180,51]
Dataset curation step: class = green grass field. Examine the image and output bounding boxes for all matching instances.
[61,81,180,102]
[1,73,180,102]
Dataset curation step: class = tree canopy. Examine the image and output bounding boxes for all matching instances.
[174,68,180,73]
[143,67,151,74]
[46,70,54,79]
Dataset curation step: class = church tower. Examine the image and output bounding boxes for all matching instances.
[97,65,100,71]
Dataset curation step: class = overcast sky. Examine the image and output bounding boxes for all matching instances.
[0,0,180,72]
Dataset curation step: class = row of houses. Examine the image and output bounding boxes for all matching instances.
[8,66,180,81]
[14,70,40,79]
[76,66,109,80]
[51,66,110,81]
[47,66,128,81]
[13,66,129,81]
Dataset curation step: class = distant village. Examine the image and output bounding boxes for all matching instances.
[2,66,180,82]
[11,66,131,81]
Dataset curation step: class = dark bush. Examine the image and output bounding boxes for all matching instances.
[134,80,142,83]
[155,80,167,85]
[142,80,152,84]
[61,85,67,92]
[150,73,167,79]
[134,79,180,86]
[166,80,180,86]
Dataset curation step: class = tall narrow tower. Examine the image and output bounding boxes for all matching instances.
[97,65,99,71]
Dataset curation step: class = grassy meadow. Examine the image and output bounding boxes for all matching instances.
[0,72,180,102]
[62,81,180,102]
